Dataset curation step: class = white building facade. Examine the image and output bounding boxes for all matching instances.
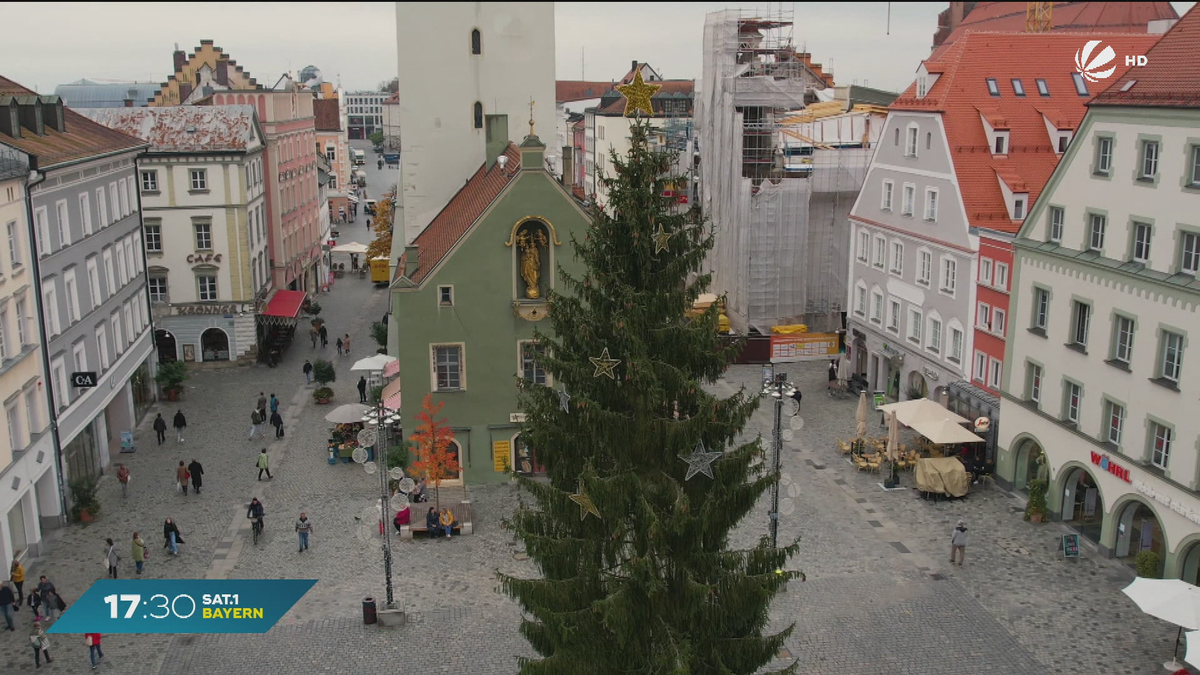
[394,2,556,245]
[345,91,387,141]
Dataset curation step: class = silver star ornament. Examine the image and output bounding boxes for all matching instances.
[558,384,571,413]
[679,440,723,480]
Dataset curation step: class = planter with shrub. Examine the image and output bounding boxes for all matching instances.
[1136,550,1163,578]
[312,358,336,404]
[69,475,101,523]
[155,361,189,401]
[1025,478,1049,523]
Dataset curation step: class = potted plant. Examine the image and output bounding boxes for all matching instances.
[68,475,101,523]
[371,321,388,352]
[155,361,189,401]
[1025,478,1049,523]
[312,358,336,404]
[1136,550,1163,578]
[905,385,925,401]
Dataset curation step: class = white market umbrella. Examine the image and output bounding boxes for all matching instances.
[886,411,901,463]
[916,418,985,446]
[331,242,369,254]
[351,354,397,373]
[1122,578,1200,670]
[1183,630,1200,669]
[324,403,372,424]
[855,391,869,440]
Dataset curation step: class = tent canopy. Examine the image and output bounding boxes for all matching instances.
[261,290,306,318]
[332,241,369,254]
[921,419,985,445]
[381,378,402,411]
[352,354,398,372]
[877,398,971,427]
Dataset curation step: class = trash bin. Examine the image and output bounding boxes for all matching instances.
[362,597,377,625]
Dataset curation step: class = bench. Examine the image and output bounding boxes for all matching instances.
[400,500,474,540]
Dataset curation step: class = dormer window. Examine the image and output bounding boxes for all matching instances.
[1011,79,1025,97]
[1057,133,1071,153]
[986,78,1000,97]
[994,132,1009,155]
[1035,79,1049,96]
[1013,195,1028,220]
[917,76,928,98]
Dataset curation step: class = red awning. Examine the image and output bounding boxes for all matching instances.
[261,290,307,318]
[381,378,402,412]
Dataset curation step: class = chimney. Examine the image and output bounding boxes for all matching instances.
[631,60,638,77]
[485,113,509,168]
[173,43,186,73]
[560,145,573,186]
[403,245,419,278]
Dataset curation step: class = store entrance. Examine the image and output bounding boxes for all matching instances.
[1114,500,1165,575]
[1061,467,1103,544]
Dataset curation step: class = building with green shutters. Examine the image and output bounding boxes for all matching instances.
[389,117,590,485]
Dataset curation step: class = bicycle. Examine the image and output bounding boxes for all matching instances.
[249,516,264,545]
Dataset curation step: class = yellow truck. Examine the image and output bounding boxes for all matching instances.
[369,257,390,284]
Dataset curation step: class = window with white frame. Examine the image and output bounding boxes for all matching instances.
[917,250,932,286]
[55,200,71,247]
[1112,315,1134,365]
[108,183,119,222]
[1179,232,1199,275]
[995,263,1009,290]
[988,358,1002,389]
[917,76,927,98]
[854,285,867,315]
[1031,288,1048,330]
[118,178,129,217]
[0,310,7,360]
[994,133,1008,155]
[111,314,123,355]
[438,286,454,307]
[973,351,987,382]
[1191,146,1200,186]
[1159,330,1184,384]
[1095,136,1113,175]
[924,188,938,221]
[1027,363,1042,402]
[977,302,991,330]
[979,258,993,285]
[50,357,68,410]
[993,308,1006,337]
[856,230,869,262]
[23,388,37,437]
[14,299,27,347]
[115,245,127,286]
[888,299,900,333]
[520,341,547,385]
[190,169,208,191]
[103,248,115,294]
[34,206,49,256]
[197,274,218,301]
[1048,206,1064,243]
[86,257,101,308]
[96,188,108,228]
[72,340,87,374]
[905,126,918,157]
[42,282,60,337]
[5,401,19,451]
[949,327,963,363]
[96,324,109,370]
[1088,214,1106,252]
[148,276,167,303]
[434,345,463,390]
[1063,381,1081,424]
[881,181,893,211]
[1141,140,1159,179]
[890,241,904,275]
[1151,422,1172,469]
[195,221,212,250]
[1013,197,1025,220]
[6,220,21,267]
[902,184,915,216]
[64,268,80,323]
[908,307,922,344]
[873,237,885,268]
[141,170,158,192]
[928,317,942,353]
[940,257,956,295]
[1106,401,1124,445]
[144,222,161,252]
[124,238,137,276]
[123,302,134,341]
[870,291,883,324]
[1070,301,1091,348]
[1132,222,1152,263]
[79,192,93,237]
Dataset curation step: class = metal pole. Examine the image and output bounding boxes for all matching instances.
[770,375,784,549]
[378,402,395,609]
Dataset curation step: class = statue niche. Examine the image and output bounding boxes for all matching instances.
[514,224,549,300]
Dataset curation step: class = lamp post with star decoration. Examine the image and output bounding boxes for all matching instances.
[498,68,802,675]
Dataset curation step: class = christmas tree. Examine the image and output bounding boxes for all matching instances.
[500,113,801,673]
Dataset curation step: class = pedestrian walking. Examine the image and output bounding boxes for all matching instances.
[343,334,351,356]
[173,410,187,442]
[131,533,147,575]
[30,620,51,667]
[176,460,190,497]
[26,588,41,621]
[336,336,343,356]
[188,459,204,494]
[366,218,372,230]
[249,408,264,440]
[86,633,104,669]
[270,410,284,438]
[256,392,267,416]
[950,519,969,566]
[10,559,24,605]
[0,581,15,631]
[269,393,279,414]
[163,518,184,556]
[116,463,130,498]
[295,513,313,552]
[319,324,328,348]
[36,577,59,622]
[256,448,272,481]
[104,538,120,579]
[309,325,318,348]
[153,413,167,444]
[357,376,368,403]
[303,359,313,384]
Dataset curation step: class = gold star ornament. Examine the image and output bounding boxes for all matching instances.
[653,224,672,254]
[616,69,661,118]
[569,487,602,521]
[589,347,621,379]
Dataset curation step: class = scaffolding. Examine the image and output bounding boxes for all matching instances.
[699,7,871,334]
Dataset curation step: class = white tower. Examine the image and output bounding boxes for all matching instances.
[395,2,556,245]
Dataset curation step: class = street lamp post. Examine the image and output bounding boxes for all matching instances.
[761,372,797,549]
[362,403,401,610]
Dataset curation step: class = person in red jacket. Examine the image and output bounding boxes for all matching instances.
[86,632,103,669]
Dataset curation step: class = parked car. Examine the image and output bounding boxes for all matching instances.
[373,145,384,154]
[383,152,400,166]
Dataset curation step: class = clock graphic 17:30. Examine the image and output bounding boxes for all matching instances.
[46,579,316,635]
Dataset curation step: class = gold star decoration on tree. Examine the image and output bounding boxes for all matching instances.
[616,69,661,118]
[569,487,601,521]
[589,347,621,379]
[653,224,673,255]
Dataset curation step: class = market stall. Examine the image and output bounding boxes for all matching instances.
[324,403,372,464]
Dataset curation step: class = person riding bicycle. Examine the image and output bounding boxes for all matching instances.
[246,498,265,533]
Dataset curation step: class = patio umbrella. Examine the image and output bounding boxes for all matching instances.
[351,354,398,373]
[331,241,369,254]
[324,403,372,424]
[1122,577,1200,669]
[855,391,869,439]
[886,411,901,463]
[1183,630,1200,669]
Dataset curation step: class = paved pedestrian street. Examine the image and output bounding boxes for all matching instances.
[0,158,1185,671]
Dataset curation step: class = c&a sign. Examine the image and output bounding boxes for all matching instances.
[1090,451,1131,483]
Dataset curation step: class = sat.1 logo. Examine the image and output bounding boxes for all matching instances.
[1075,40,1149,83]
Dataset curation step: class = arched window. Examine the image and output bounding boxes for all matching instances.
[470,28,482,55]
[473,101,483,129]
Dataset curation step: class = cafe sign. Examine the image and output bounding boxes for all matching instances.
[173,303,248,316]
[187,253,223,265]
[1089,451,1131,483]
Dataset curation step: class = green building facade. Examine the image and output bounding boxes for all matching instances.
[390,125,590,485]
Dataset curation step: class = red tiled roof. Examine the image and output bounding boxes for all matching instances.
[596,80,694,116]
[893,32,1160,233]
[1036,107,1073,128]
[384,93,399,105]
[1093,5,1200,107]
[313,99,340,131]
[405,143,522,284]
[556,81,613,102]
[0,75,146,167]
[932,2,1177,59]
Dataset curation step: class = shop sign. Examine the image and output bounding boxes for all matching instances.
[1062,533,1080,558]
[509,413,526,423]
[1089,451,1131,483]
[186,253,223,265]
[921,366,940,382]
[71,371,98,388]
[1133,480,1200,526]
[493,440,512,473]
[872,391,886,410]
[770,332,839,362]
[174,303,245,316]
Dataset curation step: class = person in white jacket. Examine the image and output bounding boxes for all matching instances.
[950,520,969,566]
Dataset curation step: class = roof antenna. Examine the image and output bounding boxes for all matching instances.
[887,2,891,36]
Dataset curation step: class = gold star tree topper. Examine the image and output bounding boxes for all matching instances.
[569,487,602,521]
[589,347,621,379]
[653,224,672,255]
[616,68,661,118]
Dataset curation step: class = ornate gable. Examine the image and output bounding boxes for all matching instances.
[151,40,262,107]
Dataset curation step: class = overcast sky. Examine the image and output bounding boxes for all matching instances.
[1,2,1194,96]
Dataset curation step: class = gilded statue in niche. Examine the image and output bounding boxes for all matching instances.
[515,227,548,299]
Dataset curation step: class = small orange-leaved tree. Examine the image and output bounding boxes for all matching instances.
[409,393,461,511]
